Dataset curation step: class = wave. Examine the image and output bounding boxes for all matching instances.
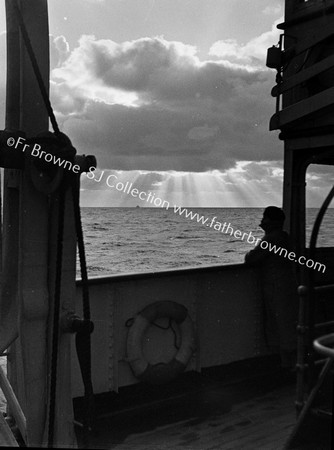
[87,265,105,272]
[78,207,334,277]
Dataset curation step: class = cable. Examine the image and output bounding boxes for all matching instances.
[47,187,66,448]
[72,177,95,446]
[12,0,60,135]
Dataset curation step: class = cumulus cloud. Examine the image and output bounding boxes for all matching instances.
[52,36,202,104]
[209,18,282,68]
[50,32,280,172]
[50,35,70,69]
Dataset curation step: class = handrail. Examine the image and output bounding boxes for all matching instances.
[75,262,252,286]
[315,284,334,294]
[314,333,334,359]
[315,320,334,330]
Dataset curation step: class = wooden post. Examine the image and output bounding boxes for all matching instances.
[4,0,77,447]
[2,1,21,354]
[3,0,24,422]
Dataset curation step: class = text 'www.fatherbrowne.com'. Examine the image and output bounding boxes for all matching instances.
[86,169,326,274]
[174,206,326,273]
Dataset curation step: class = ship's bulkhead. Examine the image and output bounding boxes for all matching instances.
[73,264,268,396]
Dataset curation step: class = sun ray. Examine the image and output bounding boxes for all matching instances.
[80,162,284,208]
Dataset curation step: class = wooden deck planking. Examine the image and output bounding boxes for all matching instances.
[219,417,293,449]
[113,384,296,450]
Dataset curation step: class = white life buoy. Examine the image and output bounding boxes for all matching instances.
[127,301,196,384]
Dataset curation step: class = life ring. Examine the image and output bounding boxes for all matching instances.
[127,301,196,385]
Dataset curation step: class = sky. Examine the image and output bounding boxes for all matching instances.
[0,0,333,207]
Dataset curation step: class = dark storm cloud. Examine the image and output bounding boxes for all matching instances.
[51,35,281,171]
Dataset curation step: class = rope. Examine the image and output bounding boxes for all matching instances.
[12,0,60,135]
[72,178,91,323]
[71,177,95,445]
[47,187,66,448]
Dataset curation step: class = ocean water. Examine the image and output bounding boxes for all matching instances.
[79,207,334,278]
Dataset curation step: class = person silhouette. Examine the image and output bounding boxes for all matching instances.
[245,206,298,369]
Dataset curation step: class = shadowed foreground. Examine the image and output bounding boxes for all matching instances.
[75,366,302,450]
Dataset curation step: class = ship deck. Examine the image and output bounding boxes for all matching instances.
[111,383,295,450]
[74,362,326,450]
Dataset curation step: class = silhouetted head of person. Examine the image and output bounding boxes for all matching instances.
[260,206,285,232]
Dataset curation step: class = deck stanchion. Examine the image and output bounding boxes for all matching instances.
[295,285,308,416]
